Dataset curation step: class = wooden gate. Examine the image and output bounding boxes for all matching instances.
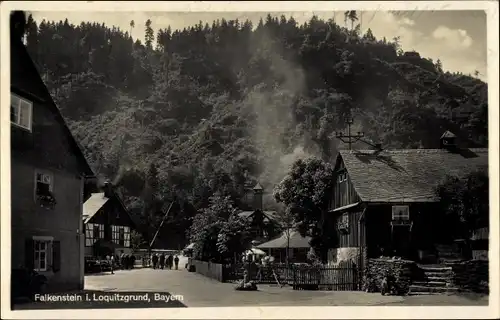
[292,261,358,290]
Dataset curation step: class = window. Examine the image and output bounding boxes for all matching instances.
[85,223,104,246]
[338,213,349,230]
[28,236,60,273]
[112,225,131,247]
[32,237,53,272]
[392,205,410,220]
[35,170,56,208]
[35,171,53,196]
[34,240,49,271]
[11,93,33,131]
[119,228,125,246]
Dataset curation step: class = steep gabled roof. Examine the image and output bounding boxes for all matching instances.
[253,182,263,190]
[338,148,488,202]
[441,130,457,139]
[83,190,136,228]
[83,193,109,223]
[238,210,278,223]
[10,36,94,177]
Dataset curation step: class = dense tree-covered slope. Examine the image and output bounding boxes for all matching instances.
[23,13,488,244]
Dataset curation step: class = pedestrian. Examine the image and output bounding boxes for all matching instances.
[131,255,136,269]
[159,253,166,270]
[167,255,173,270]
[174,255,179,270]
[120,252,126,269]
[152,253,159,269]
[110,255,115,274]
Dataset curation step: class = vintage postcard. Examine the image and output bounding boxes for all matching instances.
[1,1,498,319]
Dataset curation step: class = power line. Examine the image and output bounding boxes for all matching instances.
[334,117,365,150]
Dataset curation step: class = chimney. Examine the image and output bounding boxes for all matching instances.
[103,180,114,199]
[253,182,263,211]
[440,130,457,150]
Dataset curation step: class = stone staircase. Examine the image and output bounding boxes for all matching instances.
[409,264,458,295]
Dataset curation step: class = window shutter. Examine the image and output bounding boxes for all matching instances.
[25,238,34,270]
[52,241,61,272]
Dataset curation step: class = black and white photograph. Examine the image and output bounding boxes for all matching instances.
[1,1,498,319]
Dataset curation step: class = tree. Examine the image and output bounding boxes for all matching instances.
[130,20,135,37]
[145,19,154,50]
[189,193,250,263]
[435,170,489,242]
[274,207,295,264]
[435,59,443,73]
[216,211,252,263]
[130,230,146,252]
[273,158,335,260]
[344,11,358,30]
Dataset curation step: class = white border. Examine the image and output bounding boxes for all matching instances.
[1,1,498,319]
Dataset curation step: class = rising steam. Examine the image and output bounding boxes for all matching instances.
[239,23,322,188]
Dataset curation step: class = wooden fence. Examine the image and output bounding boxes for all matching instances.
[223,261,359,291]
[189,259,225,282]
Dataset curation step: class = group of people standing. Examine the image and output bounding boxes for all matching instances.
[120,253,136,269]
[105,253,136,274]
[151,253,179,270]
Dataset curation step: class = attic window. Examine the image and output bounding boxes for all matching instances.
[338,172,347,183]
[11,93,33,131]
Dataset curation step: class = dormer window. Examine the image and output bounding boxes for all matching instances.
[11,93,33,131]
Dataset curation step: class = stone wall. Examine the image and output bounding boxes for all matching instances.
[363,258,416,295]
[447,260,489,294]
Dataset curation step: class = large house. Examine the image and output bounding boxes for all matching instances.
[83,181,137,259]
[10,12,95,292]
[326,132,488,268]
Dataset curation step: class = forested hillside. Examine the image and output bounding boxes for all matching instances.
[22,13,488,245]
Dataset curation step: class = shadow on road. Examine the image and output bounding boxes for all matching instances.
[12,290,187,310]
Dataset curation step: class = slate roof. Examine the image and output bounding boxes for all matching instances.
[339,148,488,202]
[257,229,311,249]
[83,193,109,223]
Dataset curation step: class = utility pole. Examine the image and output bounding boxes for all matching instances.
[335,117,365,150]
[150,201,174,249]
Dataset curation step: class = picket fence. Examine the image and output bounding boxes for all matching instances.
[189,259,359,291]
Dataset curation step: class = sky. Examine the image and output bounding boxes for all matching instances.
[30,10,488,81]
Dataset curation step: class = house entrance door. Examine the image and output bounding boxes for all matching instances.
[391,223,412,258]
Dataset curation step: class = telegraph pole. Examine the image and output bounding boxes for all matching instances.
[335,117,365,150]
